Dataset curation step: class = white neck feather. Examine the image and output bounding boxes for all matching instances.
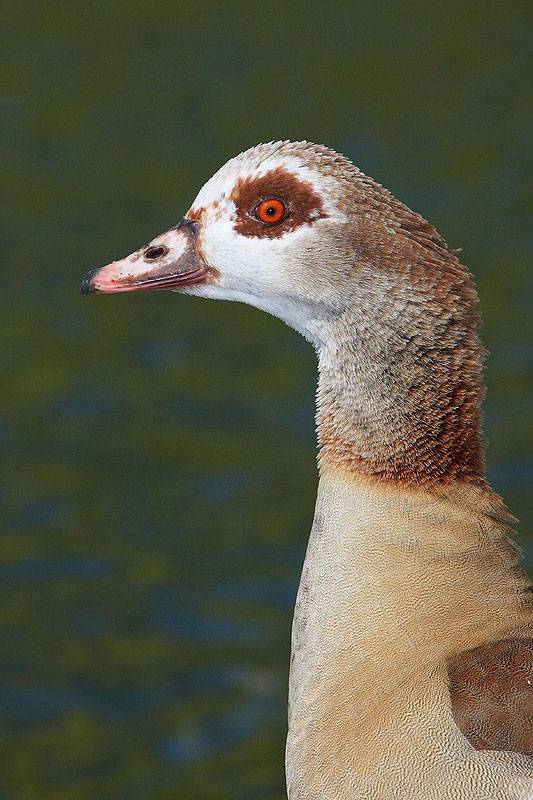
[286,466,532,799]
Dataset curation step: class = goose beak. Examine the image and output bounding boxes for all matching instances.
[80,219,207,295]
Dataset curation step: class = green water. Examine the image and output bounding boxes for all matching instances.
[2,2,532,798]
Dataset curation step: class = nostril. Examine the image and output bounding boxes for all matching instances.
[144,245,168,260]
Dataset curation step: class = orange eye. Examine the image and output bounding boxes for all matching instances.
[255,199,286,224]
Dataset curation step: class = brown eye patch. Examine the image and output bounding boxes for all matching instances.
[230,167,328,238]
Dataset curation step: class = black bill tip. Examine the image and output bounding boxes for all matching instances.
[80,268,100,296]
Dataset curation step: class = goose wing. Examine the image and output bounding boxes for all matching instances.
[448,636,533,756]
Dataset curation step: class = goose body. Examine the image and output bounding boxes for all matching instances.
[81,141,533,798]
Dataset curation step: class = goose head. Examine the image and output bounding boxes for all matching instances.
[80,141,384,347]
[80,141,485,484]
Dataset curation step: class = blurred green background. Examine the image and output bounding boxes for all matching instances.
[2,2,532,798]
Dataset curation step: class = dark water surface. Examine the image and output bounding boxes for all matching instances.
[2,3,533,798]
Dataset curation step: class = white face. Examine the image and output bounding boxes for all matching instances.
[81,142,353,346]
[184,143,350,344]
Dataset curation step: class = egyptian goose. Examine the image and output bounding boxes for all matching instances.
[81,141,533,799]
